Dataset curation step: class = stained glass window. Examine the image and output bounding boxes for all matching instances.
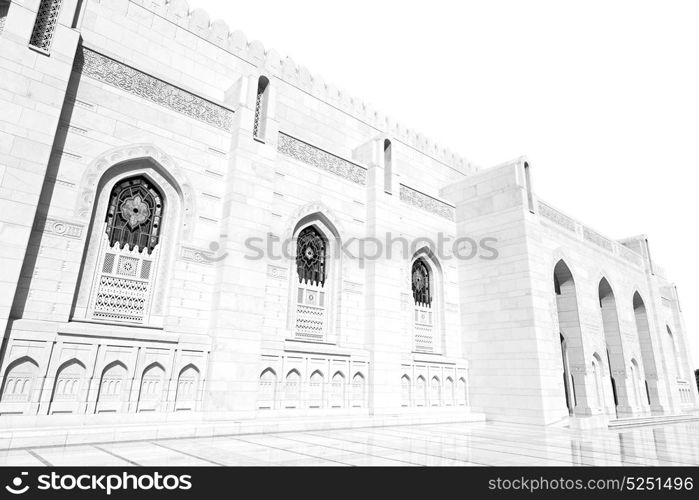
[105,177,163,254]
[412,259,431,306]
[296,226,326,286]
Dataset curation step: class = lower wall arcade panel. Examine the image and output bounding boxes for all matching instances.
[0,336,208,416]
[258,354,369,411]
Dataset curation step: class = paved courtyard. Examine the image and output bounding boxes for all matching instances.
[1,421,698,466]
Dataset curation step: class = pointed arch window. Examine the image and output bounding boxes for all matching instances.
[296,226,327,286]
[412,259,431,306]
[253,76,270,141]
[412,258,434,352]
[87,175,165,324]
[294,225,329,341]
[106,177,163,254]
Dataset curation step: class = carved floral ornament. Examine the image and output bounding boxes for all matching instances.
[76,48,234,131]
[399,184,455,221]
[120,195,151,228]
[75,145,195,242]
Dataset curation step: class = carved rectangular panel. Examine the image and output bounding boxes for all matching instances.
[76,48,234,131]
[399,184,455,221]
[277,132,367,185]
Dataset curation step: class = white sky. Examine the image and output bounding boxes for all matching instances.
[190,0,699,369]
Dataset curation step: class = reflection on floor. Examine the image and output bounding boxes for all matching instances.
[1,420,698,466]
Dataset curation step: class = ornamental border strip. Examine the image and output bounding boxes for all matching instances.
[277,132,367,185]
[75,47,234,131]
[399,184,455,221]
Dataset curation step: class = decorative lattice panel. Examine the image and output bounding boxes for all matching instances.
[253,91,263,138]
[116,256,138,277]
[415,325,433,352]
[295,304,325,341]
[140,260,152,279]
[29,0,63,52]
[102,253,115,273]
[93,276,148,322]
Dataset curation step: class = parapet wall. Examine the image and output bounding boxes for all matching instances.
[128,0,477,174]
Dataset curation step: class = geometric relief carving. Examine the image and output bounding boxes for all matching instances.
[29,0,63,52]
[76,48,234,131]
[116,256,139,277]
[399,184,455,221]
[538,202,577,232]
[42,218,84,239]
[93,275,149,323]
[91,228,158,324]
[619,245,644,267]
[180,246,214,266]
[75,144,195,244]
[295,304,325,342]
[267,264,287,280]
[583,226,613,252]
[277,132,367,185]
[342,281,362,294]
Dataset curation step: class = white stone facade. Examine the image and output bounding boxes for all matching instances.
[0,0,695,429]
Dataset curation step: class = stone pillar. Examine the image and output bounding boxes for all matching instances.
[203,72,278,418]
[442,159,571,425]
[360,138,404,415]
[0,0,81,342]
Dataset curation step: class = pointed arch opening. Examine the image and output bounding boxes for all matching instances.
[289,213,342,343]
[73,159,186,328]
[175,364,200,411]
[96,361,128,413]
[415,375,426,407]
[411,248,444,354]
[430,376,442,407]
[49,359,87,414]
[351,372,365,408]
[553,260,584,415]
[284,369,301,409]
[137,362,166,412]
[401,375,411,407]
[0,356,39,407]
[633,292,662,410]
[445,376,455,406]
[309,370,325,408]
[258,368,277,410]
[598,277,628,416]
[330,371,345,408]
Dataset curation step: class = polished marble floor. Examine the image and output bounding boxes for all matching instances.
[1,420,698,466]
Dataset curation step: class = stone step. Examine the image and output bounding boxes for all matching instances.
[608,413,699,429]
[0,409,487,450]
